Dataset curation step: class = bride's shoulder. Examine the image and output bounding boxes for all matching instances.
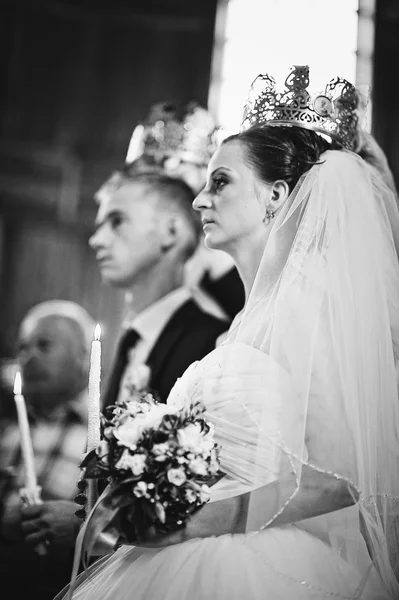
[215,309,244,347]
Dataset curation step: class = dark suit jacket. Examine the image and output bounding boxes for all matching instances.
[201,267,245,322]
[103,299,228,407]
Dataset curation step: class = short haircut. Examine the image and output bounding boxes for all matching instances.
[117,167,201,260]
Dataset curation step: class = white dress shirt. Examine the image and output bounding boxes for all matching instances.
[117,287,192,403]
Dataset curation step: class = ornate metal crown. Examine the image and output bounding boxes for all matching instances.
[121,101,221,193]
[241,65,359,151]
[126,101,220,169]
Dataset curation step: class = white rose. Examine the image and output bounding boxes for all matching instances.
[188,457,208,476]
[198,437,215,459]
[113,417,143,449]
[167,467,187,486]
[128,453,147,475]
[142,404,176,430]
[177,423,203,452]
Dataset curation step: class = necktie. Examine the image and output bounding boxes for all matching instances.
[102,328,140,408]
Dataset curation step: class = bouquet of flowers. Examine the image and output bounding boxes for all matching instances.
[83,377,220,541]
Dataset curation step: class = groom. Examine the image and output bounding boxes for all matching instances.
[91,166,228,407]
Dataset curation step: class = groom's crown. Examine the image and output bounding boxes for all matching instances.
[241,65,359,151]
[126,101,220,168]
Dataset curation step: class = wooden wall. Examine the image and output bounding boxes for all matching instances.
[0,0,218,382]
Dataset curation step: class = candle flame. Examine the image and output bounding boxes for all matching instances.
[94,323,102,341]
[13,371,22,395]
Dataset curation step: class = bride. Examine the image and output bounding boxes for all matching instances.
[58,66,399,599]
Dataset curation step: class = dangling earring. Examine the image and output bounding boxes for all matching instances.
[263,205,275,224]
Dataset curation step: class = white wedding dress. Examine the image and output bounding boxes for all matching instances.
[58,343,390,600]
[56,151,399,599]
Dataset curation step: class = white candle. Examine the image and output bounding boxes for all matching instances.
[13,372,37,492]
[87,324,102,452]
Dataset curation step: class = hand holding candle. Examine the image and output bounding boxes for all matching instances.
[13,371,48,556]
[13,372,39,497]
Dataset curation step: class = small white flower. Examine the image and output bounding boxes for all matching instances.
[133,481,147,497]
[167,467,187,486]
[152,442,170,462]
[200,484,211,503]
[152,442,169,455]
[185,488,198,503]
[115,451,146,475]
[129,453,147,476]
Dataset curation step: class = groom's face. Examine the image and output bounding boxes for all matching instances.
[89,181,164,289]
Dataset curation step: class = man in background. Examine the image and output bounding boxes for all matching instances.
[0,300,95,600]
[92,168,228,408]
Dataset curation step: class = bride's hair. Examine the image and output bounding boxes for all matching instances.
[223,125,341,192]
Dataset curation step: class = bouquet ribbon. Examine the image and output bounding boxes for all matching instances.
[67,483,125,600]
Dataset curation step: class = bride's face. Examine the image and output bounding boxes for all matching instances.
[192,140,269,252]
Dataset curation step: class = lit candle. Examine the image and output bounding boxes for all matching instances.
[13,372,37,492]
[87,324,102,452]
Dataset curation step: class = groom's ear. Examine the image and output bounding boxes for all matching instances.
[269,180,290,211]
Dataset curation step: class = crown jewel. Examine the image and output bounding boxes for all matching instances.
[241,65,359,151]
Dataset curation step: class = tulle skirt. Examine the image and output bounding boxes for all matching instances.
[55,524,390,600]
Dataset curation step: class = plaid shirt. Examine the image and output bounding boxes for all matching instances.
[0,390,88,512]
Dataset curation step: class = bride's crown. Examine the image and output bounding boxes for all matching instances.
[126,101,220,168]
[241,65,359,151]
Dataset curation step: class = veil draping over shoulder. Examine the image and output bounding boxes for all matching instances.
[203,150,399,595]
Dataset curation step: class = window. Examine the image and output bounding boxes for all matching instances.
[209,0,374,135]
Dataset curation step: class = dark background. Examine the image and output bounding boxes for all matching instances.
[0,0,397,381]
[0,0,218,378]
